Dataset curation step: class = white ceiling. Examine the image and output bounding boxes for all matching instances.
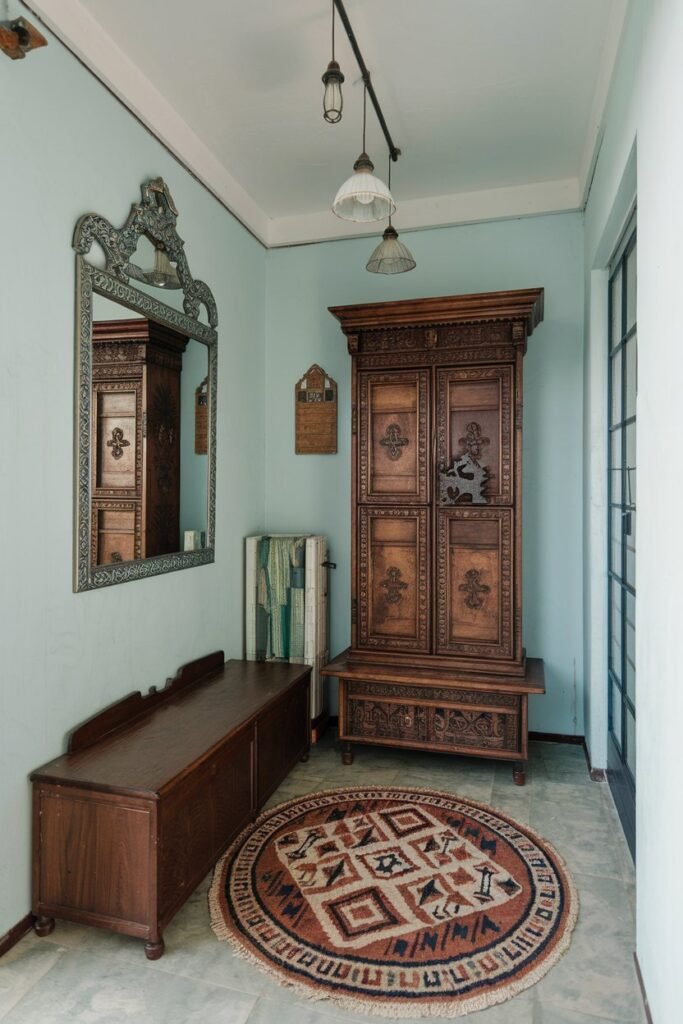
[29,0,627,246]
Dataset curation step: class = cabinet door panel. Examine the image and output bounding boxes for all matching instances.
[359,371,428,503]
[437,509,514,659]
[93,384,141,496]
[93,504,139,565]
[436,366,513,506]
[358,507,429,652]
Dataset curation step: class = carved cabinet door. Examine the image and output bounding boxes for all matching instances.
[435,366,513,506]
[436,508,514,660]
[358,507,429,652]
[358,370,429,504]
[92,381,142,499]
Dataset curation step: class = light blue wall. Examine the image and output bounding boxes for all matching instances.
[0,10,266,935]
[265,213,585,730]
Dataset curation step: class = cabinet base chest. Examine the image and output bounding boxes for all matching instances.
[325,654,544,785]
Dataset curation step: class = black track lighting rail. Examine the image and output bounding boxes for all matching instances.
[333,0,401,161]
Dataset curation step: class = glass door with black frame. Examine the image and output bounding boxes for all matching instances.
[607,210,637,859]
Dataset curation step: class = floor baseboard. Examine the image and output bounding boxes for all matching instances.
[528,731,584,744]
[0,914,33,959]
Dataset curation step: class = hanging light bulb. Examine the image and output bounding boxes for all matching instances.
[366,158,416,274]
[322,0,344,123]
[143,245,181,289]
[332,84,395,222]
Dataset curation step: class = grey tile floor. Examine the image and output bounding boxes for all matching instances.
[0,737,644,1024]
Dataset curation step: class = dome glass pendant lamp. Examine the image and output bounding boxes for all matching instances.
[143,245,181,289]
[366,160,416,274]
[332,84,395,222]
[322,0,344,123]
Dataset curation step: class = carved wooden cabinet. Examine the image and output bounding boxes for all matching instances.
[91,318,187,565]
[322,290,546,783]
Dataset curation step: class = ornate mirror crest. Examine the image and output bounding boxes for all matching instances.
[73,178,218,592]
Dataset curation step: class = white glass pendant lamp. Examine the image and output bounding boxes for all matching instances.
[332,85,395,222]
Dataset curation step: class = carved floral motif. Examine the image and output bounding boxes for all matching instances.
[107,427,130,460]
[459,568,491,610]
[347,699,518,751]
[379,423,409,461]
[380,566,408,605]
[458,422,490,464]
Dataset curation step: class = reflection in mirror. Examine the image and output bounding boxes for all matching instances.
[73,178,218,591]
[91,293,208,567]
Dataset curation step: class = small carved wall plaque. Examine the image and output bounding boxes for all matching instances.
[295,364,338,454]
[195,377,208,455]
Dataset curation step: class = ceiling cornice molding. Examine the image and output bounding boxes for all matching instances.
[267,178,581,247]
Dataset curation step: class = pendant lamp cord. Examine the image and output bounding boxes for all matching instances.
[331,0,335,61]
[362,83,367,153]
[387,155,393,227]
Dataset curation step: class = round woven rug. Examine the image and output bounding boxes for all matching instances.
[209,786,578,1018]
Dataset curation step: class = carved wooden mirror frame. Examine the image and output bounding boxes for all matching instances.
[73,178,217,591]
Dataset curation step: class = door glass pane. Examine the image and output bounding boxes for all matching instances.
[610,507,622,573]
[610,631,622,680]
[610,429,622,501]
[610,347,622,426]
[625,512,636,588]
[626,247,637,330]
[626,709,636,777]
[610,579,622,646]
[625,650,636,704]
[625,334,637,420]
[610,267,622,348]
[625,423,636,505]
[626,591,636,658]
[611,678,623,747]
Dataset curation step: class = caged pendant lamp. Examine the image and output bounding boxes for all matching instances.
[322,0,344,123]
[366,159,416,274]
[332,84,395,222]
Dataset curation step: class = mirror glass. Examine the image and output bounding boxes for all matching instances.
[90,292,209,567]
[73,178,217,591]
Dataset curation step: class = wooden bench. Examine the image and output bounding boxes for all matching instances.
[30,652,310,959]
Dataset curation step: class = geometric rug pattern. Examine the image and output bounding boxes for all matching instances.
[209,787,579,1018]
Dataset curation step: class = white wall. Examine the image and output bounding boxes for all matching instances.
[584,0,683,1018]
[0,7,266,936]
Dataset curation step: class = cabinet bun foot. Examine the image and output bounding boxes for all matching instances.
[512,763,526,786]
[34,916,55,937]
[341,741,354,766]
[299,751,310,762]
[144,938,165,960]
